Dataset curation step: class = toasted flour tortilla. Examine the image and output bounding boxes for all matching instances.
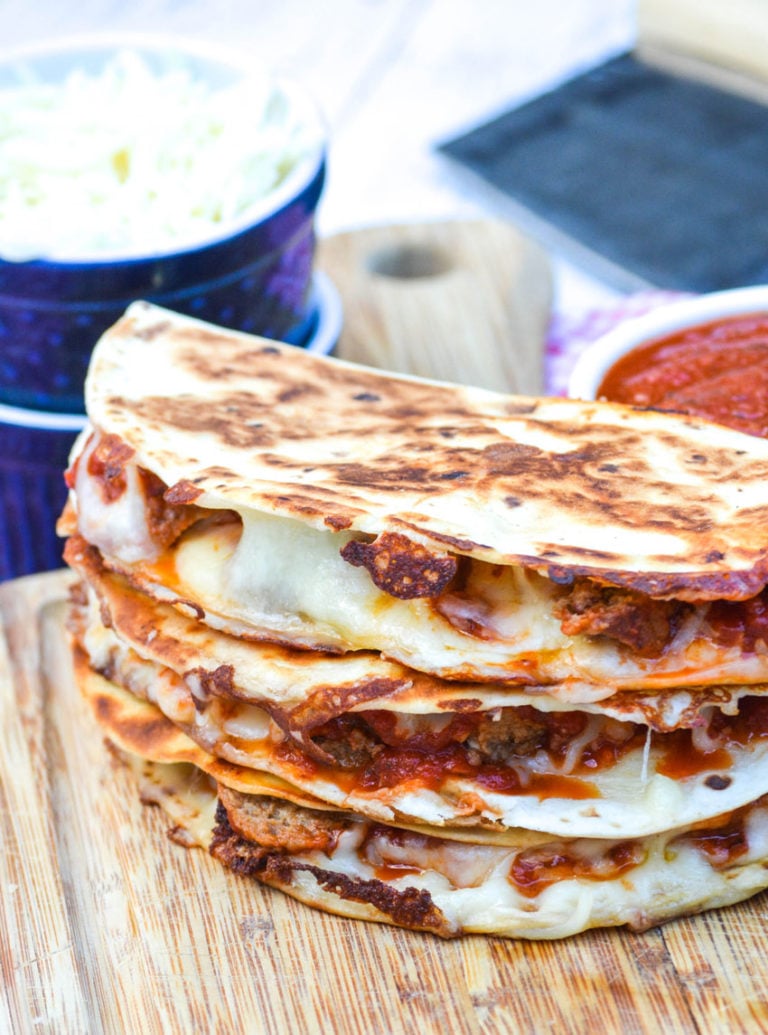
[62,301,768,693]
[72,593,768,841]
[102,708,768,941]
[80,302,768,594]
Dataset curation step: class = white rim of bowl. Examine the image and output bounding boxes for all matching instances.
[0,403,87,430]
[307,271,343,355]
[0,271,341,424]
[567,284,768,401]
[0,32,327,265]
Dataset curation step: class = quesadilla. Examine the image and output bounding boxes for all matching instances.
[60,300,768,938]
[76,650,768,942]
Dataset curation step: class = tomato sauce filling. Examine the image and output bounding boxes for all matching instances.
[509,840,644,898]
[652,696,768,779]
[597,314,768,438]
[269,707,651,801]
[670,795,768,869]
[678,814,750,869]
[264,696,768,801]
[705,588,768,651]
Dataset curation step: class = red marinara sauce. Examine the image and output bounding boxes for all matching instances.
[597,314,768,438]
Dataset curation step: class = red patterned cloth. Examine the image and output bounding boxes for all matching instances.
[544,290,691,396]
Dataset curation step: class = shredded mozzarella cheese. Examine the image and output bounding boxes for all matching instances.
[0,49,322,260]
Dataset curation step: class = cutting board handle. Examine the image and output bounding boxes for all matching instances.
[316,219,552,395]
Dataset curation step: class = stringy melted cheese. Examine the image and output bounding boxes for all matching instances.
[127,749,768,939]
[69,432,768,693]
[77,603,768,840]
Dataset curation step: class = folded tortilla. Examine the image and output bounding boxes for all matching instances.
[60,300,768,939]
[84,656,768,941]
[62,301,768,694]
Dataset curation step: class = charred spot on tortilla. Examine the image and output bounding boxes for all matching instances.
[503,401,540,416]
[330,462,436,491]
[127,394,282,448]
[341,532,458,599]
[86,432,135,502]
[480,441,550,474]
[539,560,768,602]
[90,684,175,755]
[59,303,768,940]
[437,698,483,712]
[324,514,354,531]
[164,480,204,505]
[131,317,171,342]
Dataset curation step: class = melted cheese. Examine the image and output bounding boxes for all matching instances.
[70,436,768,693]
[121,749,768,940]
[76,611,768,840]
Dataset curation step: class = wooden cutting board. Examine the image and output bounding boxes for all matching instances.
[3,223,768,1034]
[316,219,552,394]
[638,0,768,97]
[6,581,768,1034]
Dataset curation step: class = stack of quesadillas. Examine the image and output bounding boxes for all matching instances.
[60,301,768,939]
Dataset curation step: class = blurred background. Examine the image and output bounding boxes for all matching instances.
[4,0,768,578]
[0,0,637,316]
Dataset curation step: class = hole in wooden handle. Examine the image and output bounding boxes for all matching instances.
[367,243,452,279]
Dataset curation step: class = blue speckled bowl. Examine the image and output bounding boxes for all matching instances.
[0,405,85,579]
[0,36,327,413]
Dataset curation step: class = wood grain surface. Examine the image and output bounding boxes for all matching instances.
[3,224,768,1034]
[316,220,552,394]
[638,0,768,94]
[3,573,768,1034]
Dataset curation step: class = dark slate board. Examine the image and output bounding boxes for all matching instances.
[439,53,768,292]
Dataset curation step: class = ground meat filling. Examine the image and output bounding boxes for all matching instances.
[209,799,452,936]
[218,785,348,853]
[341,532,458,599]
[308,721,383,769]
[290,706,639,783]
[471,709,548,761]
[554,578,687,655]
[140,468,206,551]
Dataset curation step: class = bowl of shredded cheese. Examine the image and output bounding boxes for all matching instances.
[0,33,327,412]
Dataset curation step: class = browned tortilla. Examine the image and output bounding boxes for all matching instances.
[83,302,768,599]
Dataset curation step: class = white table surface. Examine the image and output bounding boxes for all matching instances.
[0,0,639,320]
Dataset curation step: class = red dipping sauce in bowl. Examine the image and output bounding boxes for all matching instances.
[567,286,768,439]
[597,315,768,438]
